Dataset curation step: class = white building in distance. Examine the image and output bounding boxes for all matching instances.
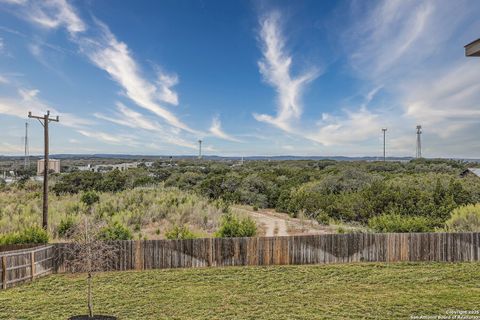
[37,159,61,175]
[77,161,153,173]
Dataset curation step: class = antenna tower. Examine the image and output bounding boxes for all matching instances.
[198,140,202,159]
[382,128,387,162]
[416,125,422,158]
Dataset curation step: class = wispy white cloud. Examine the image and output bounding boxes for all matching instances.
[281,145,294,151]
[0,87,93,129]
[77,130,125,144]
[94,102,162,132]
[94,102,198,149]
[346,1,435,80]
[23,0,86,35]
[18,88,39,101]
[1,0,211,155]
[253,11,319,132]
[0,0,27,5]
[308,107,382,146]
[253,10,386,149]
[76,20,194,133]
[156,71,179,106]
[78,25,198,135]
[0,75,8,84]
[209,116,241,142]
[5,0,196,135]
[340,0,480,156]
[401,60,480,138]
[0,141,41,154]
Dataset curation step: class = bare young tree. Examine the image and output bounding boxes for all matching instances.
[63,216,118,319]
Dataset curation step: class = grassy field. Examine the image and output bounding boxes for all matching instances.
[1,263,480,319]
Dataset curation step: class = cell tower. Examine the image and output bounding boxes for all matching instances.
[416,125,422,158]
[24,122,30,169]
[198,140,202,159]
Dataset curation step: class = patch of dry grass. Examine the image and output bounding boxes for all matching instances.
[1,262,480,319]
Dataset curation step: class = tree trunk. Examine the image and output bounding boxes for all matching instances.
[88,272,93,318]
[86,217,93,318]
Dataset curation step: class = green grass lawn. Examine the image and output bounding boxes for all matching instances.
[1,262,480,319]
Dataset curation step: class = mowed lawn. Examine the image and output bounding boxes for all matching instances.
[1,263,480,319]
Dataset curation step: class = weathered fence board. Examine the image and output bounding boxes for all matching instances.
[0,245,54,289]
[3,232,480,290]
[51,233,480,275]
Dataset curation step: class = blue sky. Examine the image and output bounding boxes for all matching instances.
[1,0,480,157]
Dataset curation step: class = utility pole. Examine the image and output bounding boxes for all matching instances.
[382,128,387,162]
[28,110,59,230]
[198,140,202,159]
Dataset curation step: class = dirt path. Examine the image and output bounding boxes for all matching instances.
[234,206,336,237]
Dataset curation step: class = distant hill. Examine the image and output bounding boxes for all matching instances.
[2,153,478,162]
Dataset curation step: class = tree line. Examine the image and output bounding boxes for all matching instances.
[43,158,480,232]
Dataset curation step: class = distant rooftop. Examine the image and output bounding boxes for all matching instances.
[465,38,480,57]
[467,168,480,177]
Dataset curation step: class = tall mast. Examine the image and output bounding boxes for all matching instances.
[416,125,422,158]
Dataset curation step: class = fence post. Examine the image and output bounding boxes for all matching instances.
[135,241,144,271]
[2,256,7,289]
[30,251,35,280]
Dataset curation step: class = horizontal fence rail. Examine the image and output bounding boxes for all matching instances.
[2,232,480,289]
[0,243,42,253]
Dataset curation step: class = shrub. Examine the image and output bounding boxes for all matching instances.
[0,226,49,245]
[316,211,330,225]
[215,213,257,238]
[81,191,100,207]
[165,225,198,240]
[368,214,433,233]
[58,217,76,238]
[98,222,132,240]
[445,204,480,232]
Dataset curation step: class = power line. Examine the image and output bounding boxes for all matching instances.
[28,110,59,230]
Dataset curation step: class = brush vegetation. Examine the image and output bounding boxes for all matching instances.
[2,158,480,238]
[0,186,235,241]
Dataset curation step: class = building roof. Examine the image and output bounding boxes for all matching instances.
[467,168,480,177]
[465,38,480,57]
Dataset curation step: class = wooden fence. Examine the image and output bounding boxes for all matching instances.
[0,243,42,253]
[0,245,55,289]
[55,232,480,273]
[2,232,480,289]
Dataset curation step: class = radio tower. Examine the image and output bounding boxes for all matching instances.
[382,128,387,162]
[198,140,202,159]
[416,125,422,158]
[24,122,30,169]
